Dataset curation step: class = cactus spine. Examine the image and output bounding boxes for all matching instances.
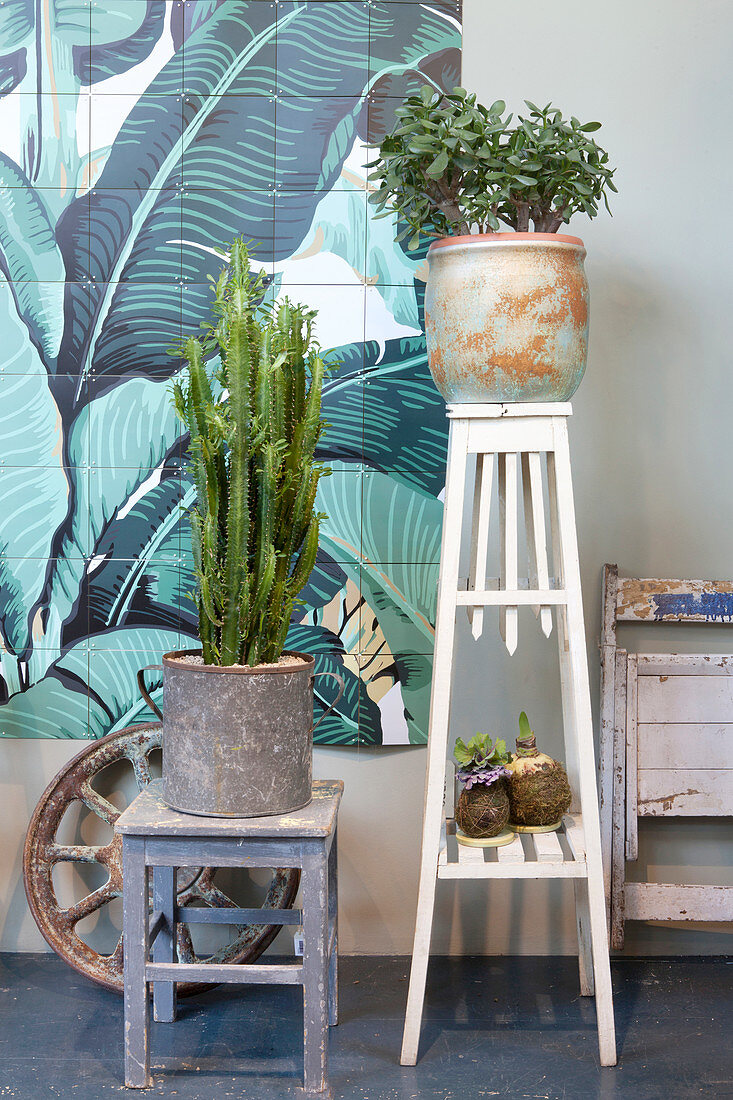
[172,238,330,667]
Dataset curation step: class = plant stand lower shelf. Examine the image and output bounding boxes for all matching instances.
[400,402,617,1068]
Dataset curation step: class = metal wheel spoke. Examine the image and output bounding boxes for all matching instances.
[63,879,117,926]
[128,749,152,790]
[175,924,196,963]
[79,783,119,826]
[49,843,106,865]
[194,881,239,911]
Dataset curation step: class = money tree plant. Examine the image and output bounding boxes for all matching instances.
[172,238,331,667]
[368,86,617,247]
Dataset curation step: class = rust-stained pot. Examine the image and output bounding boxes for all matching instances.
[424,232,589,403]
[138,650,343,818]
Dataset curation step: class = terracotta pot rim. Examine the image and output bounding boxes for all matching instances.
[162,648,315,675]
[429,231,585,250]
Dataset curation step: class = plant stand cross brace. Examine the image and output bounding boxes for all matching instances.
[401,403,617,1067]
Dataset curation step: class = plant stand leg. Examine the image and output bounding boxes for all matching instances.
[153,865,177,1023]
[123,836,151,1088]
[401,418,469,1066]
[550,418,617,1066]
[301,845,330,1096]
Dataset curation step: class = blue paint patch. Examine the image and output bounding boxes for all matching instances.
[652,591,733,621]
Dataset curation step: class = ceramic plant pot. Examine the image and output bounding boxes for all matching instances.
[424,233,589,403]
[138,650,343,818]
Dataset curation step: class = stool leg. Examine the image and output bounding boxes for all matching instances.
[153,866,177,1023]
[327,829,338,1027]
[123,836,151,1088]
[302,846,329,1095]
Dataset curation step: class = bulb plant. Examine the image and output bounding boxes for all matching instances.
[506,712,572,829]
[453,733,511,839]
[368,86,617,247]
[172,237,331,668]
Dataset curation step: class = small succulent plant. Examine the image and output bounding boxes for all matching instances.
[453,732,511,790]
[368,86,617,247]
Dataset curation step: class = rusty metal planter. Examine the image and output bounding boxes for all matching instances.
[139,650,341,819]
[424,233,589,403]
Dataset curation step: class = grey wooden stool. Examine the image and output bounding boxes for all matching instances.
[116,778,343,1097]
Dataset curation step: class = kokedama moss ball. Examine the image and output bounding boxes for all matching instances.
[456,779,510,838]
[507,734,572,827]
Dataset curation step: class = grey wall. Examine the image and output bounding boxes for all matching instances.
[2,0,732,957]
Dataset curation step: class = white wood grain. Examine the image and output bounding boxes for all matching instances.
[521,451,553,637]
[624,882,733,922]
[401,417,468,1067]
[533,830,564,863]
[625,654,639,862]
[637,654,733,676]
[467,453,493,639]
[637,769,733,816]
[498,451,519,654]
[457,838,487,865]
[638,675,733,723]
[610,649,627,950]
[562,814,587,863]
[638,723,733,770]
[496,832,525,863]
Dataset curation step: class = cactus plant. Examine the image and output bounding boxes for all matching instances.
[172,238,331,667]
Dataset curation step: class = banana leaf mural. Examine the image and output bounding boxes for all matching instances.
[0,0,462,745]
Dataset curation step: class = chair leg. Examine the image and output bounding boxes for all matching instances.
[301,846,330,1096]
[153,865,177,1023]
[123,836,151,1088]
[573,878,595,996]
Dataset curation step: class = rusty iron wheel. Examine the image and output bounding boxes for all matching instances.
[23,722,300,994]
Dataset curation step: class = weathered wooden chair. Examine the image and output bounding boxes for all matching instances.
[599,564,733,949]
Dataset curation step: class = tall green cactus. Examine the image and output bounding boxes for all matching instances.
[172,238,331,666]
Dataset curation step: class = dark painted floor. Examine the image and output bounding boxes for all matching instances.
[0,954,730,1099]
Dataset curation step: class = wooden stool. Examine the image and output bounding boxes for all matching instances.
[116,778,342,1097]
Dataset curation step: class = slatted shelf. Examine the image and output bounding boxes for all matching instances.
[438,814,587,880]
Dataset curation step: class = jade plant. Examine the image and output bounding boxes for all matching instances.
[368,86,617,246]
[454,732,511,789]
[172,237,331,667]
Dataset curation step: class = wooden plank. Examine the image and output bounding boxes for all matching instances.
[611,648,627,950]
[637,654,733,676]
[638,675,733,723]
[496,832,525,863]
[457,839,487,866]
[521,451,553,637]
[547,420,616,1065]
[638,723,733,770]
[467,452,493,639]
[532,830,564,863]
[449,401,572,419]
[602,564,619,647]
[624,882,733,923]
[456,589,566,606]
[562,814,587,863]
[401,417,469,1068]
[638,770,733,816]
[176,907,302,926]
[466,418,555,454]
[437,860,587,880]
[625,654,639,862]
[146,961,304,984]
[616,577,733,623]
[498,451,518,655]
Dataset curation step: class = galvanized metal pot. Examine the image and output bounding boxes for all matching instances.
[138,651,343,818]
[424,233,589,403]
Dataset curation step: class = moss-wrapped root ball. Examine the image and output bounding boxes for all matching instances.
[456,780,510,838]
[507,737,572,827]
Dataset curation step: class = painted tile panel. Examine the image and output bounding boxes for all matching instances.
[0,0,461,745]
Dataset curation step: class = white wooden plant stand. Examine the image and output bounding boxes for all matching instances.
[401,403,617,1067]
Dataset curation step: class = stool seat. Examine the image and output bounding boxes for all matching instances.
[117,778,343,1097]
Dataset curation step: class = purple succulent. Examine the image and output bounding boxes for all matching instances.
[457,765,510,790]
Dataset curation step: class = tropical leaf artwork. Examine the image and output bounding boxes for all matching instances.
[0,0,462,745]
